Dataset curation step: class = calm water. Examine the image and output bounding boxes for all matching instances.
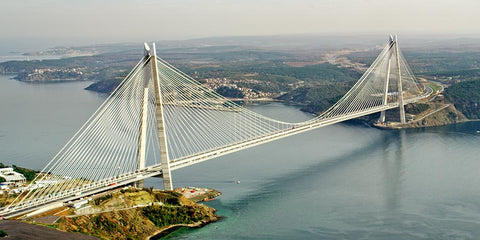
[1,75,480,239]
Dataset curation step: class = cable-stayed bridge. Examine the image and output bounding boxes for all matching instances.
[1,36,432,218]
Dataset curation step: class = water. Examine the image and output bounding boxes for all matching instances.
[1,75,480,239]
[0,54,65,63]
[0,75,105,169]
[0,41,75,63]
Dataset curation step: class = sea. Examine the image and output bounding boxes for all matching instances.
[1,75,480,239]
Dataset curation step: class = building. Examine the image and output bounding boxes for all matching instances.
[0,168,26,184]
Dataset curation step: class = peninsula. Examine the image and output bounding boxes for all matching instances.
[7,187,221,240]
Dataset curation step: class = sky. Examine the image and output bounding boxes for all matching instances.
[1,0,480,49]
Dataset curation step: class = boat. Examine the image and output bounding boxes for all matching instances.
[203,197,215,202]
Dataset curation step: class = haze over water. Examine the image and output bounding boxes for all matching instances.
[1,76,480,239]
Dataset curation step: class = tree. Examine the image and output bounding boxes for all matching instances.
[215,86,244,98]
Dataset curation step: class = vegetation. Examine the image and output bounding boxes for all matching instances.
[191,61,360,93]
[93,194,112,205]
[142,205,209,228]
[79,53,361,116]
[405,103,430,115]
[444,79,480,119]
[216,86,244,98]
[277,83,352,113]
[347,51,480,75]
[4,42,480,122]
[152,191,182,205]
[56,189,218,240]
[0,163,37,182]
[0,230,7,237]
[12,165,37,181]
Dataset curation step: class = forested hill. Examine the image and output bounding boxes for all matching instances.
[444,79,480,119]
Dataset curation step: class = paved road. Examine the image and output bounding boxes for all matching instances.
[0,220,99,240]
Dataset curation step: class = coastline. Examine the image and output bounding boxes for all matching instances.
[374,118,480,130]
[149,216,221,240]
[13,188,223,240]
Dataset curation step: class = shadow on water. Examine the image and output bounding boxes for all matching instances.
[217,130,403,213]
[382,130,406,211]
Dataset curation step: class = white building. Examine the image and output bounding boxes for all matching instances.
[0,168,26,184]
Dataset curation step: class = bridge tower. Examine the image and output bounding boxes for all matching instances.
[150,43,174,190]
[394,35,407,124]
[135,44,152,188]
[379,36,394,123]
[379,35,406,124]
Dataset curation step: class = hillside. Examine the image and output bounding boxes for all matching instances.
[51,188,219,240]
[444,79,480,119]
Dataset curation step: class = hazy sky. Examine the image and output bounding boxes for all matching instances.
[1,0,480,45]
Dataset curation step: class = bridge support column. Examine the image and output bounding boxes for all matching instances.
[394,35,406,124]
[135,88,149,188]
[150,43,174,191]
[379,37,394,123]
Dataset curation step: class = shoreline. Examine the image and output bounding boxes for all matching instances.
[148,216,221,240]
[374,118,480,130]
[14,188,222,240]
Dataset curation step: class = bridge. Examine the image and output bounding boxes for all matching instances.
[1,36,432,218]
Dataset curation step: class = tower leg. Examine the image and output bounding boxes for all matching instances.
[150,43,174,191]
[379,42,393,123]
[136,88,149,188]
[394,36,406,124]
[379,40,394,123]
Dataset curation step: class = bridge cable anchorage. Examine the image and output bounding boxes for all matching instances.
[1,37,430,218]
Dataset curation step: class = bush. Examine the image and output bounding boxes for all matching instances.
[94,194,112,205]
[216,86,244,98]
[0,230,7,237]
[142,205,202,228]
[12,165,36,181]
[153,191,181,205]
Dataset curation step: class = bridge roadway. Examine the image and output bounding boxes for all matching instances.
[166,90,430,171]
[1,88,432,219]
